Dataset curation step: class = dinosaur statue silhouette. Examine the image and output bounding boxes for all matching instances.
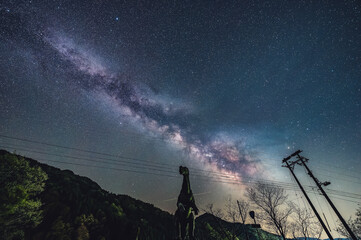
[175,166,199,240]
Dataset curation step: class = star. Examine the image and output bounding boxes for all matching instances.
[0,1,360,230]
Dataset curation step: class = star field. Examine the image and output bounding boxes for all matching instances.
[0,0,360,235]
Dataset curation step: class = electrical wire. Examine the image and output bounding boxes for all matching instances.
[1,134,361,189]
[1,130,360,178]
[2,141,360,201]
[1,145,360,207]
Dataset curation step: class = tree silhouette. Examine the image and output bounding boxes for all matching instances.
[0,152,48,239]
[336,207,361,240]
[289,203,322,240]
[247,183,293,240]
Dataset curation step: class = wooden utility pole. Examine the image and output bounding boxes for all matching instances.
[236,200,249,240]
[295,152,358,240]
[282,150,334,240]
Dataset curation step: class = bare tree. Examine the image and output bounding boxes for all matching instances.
[225,197,238,223]
[205,203,224,219]
[335,207,361,240]
[246,183,293,240]
[289,204,323,240]
[312,222,323,240]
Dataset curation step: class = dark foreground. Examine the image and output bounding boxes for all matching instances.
[0,150,279,240]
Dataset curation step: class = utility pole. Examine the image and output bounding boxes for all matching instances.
[236,200,249,240]
[295,152,358,240]
[282,150,334,240]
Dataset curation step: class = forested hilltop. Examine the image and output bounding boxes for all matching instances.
[0,150,175,239]
[0,150,279,240]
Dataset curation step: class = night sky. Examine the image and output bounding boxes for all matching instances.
[0,0,360,237]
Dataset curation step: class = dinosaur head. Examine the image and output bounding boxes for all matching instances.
[179,166,189,175]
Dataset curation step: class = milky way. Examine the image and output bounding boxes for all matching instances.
[45,30,261,180]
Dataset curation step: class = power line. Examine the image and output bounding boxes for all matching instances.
[2,132,360,191]
[315,172,361,184]
[328,195,361,204]
[37,157,361,203]
[0,141,247,180]
[0,134,251,178]
[0,138,326,187]
[311,166,361,180]
[1,135,360,201]
[3,141,361,200]
[2,144,360,205]
[2,134,361,188]
[4,118,360,176]
[2,127,360,178]
[0,143,306,187]
[1,140,361,201]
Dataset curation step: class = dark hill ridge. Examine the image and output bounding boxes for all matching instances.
[0,150,281,240]
[0,150,175,240]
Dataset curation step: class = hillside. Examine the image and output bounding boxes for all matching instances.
[0,150,281,240]
[0,150,175,240]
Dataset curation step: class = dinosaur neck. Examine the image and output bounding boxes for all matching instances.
[182,174,191,194]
